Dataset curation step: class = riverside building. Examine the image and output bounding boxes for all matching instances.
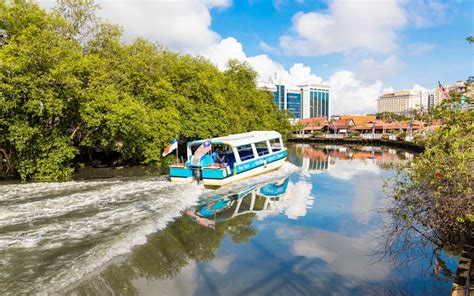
[274,84,330,119]
[377,90,422,114]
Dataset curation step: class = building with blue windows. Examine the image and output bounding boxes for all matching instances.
[273,84,331,119]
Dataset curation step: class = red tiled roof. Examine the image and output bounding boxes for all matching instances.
[340,115,376,125]
[334,119,354,125]
[298,117,328,131]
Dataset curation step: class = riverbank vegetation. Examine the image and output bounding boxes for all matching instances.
[0,0,292,181]
[384,90,473,257]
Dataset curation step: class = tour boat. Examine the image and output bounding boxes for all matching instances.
[169,131,287,187]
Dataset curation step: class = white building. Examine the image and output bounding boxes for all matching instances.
[377,90,422,114]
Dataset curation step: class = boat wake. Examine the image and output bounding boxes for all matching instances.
[0,177,203,294]
[0,162,300,294]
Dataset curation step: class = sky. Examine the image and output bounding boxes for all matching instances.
[39,0,473,115]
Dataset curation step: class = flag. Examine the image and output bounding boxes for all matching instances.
[192,139,212,164]
[438,81,451,101]
[162,138,178,157]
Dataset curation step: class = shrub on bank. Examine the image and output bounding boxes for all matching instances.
[385,92,474,252]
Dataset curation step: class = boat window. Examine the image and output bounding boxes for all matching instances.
[255,142,270,156]
[269,138,282,152]
[237,145,254,161]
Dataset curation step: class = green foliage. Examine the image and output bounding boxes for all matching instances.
[350,130,360,137]
[387,91,474,250]
[311,130,324,137]
[376,111,410,122]
[0,1,291,180]
[397,131,406,139]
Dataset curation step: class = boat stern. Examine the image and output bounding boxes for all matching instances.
[169,165,193,183]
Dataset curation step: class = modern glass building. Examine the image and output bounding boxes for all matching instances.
[273,84,330,119]
[309,87,330,118]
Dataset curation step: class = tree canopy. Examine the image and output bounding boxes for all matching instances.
[0,0,291,180]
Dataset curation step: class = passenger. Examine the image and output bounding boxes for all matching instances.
[212,148,225,164]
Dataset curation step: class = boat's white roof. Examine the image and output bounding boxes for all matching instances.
[188,131,282,147]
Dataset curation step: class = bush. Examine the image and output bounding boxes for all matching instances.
[397,131,406,140]
[350,130,360,137]
[385,93,474,252]
[311,131,324,137]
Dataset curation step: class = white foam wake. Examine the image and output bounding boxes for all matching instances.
[0,177,203,294]
[0,161,300,294]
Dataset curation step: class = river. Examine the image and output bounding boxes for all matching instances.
[0,144,457,295]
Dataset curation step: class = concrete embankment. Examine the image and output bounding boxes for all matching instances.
[287,137,425,153]
[452,238,474,296]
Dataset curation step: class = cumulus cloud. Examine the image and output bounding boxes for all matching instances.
[279,0,406,56]
[39,0,230,53]
[200,37,324,86]
[355,55,405,84]
[328,71,393,115]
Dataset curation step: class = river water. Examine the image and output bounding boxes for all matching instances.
[0,144,456,295]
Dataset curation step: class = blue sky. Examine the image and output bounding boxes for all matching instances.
[41,0,474,114]
[209,0,472,89]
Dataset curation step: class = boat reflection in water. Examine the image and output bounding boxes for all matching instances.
[186,178,290,228]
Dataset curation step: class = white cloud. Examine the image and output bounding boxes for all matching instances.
[327,159,381,180]
[134,261,198,295]
[412,83,430,92]
[279,0,406,56]
[254,175,314,220]
[201,37,324,86]
[273,0,303,10]
[407,42,434,56]
[355,55,405,83]
[204,0,232,9]
[276,226,390,281]
[279,176,314,219]
[404,0,448,27]
[328,71,393,115]
[259,41,278,53]
[200,37,247,69]
[208,254,235,274]
[39,0,231,53]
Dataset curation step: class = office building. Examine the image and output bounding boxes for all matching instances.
[274,84,330,119]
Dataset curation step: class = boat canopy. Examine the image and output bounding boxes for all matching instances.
[187,131,282,148]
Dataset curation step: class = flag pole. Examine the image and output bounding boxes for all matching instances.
[175,136,179,163]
